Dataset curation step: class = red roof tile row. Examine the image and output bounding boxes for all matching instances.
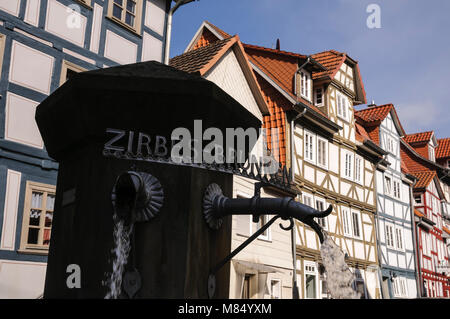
[436,138,450,159]
[403,131,434,144]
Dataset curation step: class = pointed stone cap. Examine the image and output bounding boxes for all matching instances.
[36,61,261,161]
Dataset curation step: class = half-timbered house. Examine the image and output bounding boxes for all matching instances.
[171,30,298,299]
[401,132,450,298]
[180,21,386,299]
[0,0,171,298]
[355,103,418,298]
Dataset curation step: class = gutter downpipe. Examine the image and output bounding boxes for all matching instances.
[289,105,307,299]
[409,178,421,298]
[164,0,195,65]
[374,157,387,299]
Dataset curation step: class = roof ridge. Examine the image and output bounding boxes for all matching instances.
[204,20,232,39]
[243,43,306,59]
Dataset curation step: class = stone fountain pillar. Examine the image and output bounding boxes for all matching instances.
[36,61,261,298]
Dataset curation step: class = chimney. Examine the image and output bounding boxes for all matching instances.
[368,100,376,107]
[276,38,280,50]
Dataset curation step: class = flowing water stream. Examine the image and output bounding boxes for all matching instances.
[104,213,134,299]
[320,235,361,299]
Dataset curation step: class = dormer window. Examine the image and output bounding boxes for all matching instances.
[299,70,312,101]
[336,91,348,121]
[428,145,435,162]
[314,87,324,106]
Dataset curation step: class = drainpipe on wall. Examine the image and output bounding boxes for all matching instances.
[374,158,387,299]
[289,106,307,299]
[409,178,422,298]
[164,0,196,65]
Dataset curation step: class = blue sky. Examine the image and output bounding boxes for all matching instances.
[170,0,450,139]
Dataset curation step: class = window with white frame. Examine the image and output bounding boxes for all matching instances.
[343,151,353,180]
[393,180,401,200]
[386,136,395,154]
[270,279,281,299]
[315,198,327,230]
[414,195,422,204]
[300,70,312,101]
[303,194,313,207]
[253,214,270,241]
[341,207,352,237]
[314,87,324,106]
[395,226,404,251]
[317,137,328,168]
[428,145,435,162]
[354,156,363,184]
[385,176,392,196]
[304,130,315,163]
[336,92,348,121]
[304,262,318,299]
[392,277,408,298]
[385,224,395,249]
[351,210,362,239]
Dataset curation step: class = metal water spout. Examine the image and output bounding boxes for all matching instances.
[203,183,332,298]
[203,183,331,242]
[110,170,164,298]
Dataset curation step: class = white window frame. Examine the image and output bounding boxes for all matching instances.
[303,193,313,208]
[354,155,363,184]
[314,87,324,106]
[351,209,362,240]
[269,279,281,299]
[304,130,315,164]
[385,223,395,249]
[336,91,348,121]
[341,207,352,237]
[428,145,435,162]
[393,179,401,200]
[316,137,328,169]
[385,176,392,196]
[343,150,353,180]
[304,261,319,299]
[395,225,405,251]
[252,214,271,242]
[314,197,328,231]
[300,69,312,101]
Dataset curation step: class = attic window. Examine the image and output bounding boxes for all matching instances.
[428,145,435,162]
[299,70,311,101]
[315,87,324,106]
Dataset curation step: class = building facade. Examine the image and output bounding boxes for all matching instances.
[177,21,387,299]
[355,104,418,298]
[401,132,450,298]
[0,0,169,298]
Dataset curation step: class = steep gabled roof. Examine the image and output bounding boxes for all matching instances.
[170,35,269,116]
[436,137,450,159]
[185,20,230,52]
[411,171,436,189]
[171,37,233,74]
[311,50,346,80]
[355,103,406,137]
[311,50,367,104]
[404,131,434,144]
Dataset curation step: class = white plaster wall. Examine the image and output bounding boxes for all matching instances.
[9,41,54,95]
[45,0,87,47]
[145,0,166,36]
[0,0,20,16]
[104,30,137,64]
[141,32,163,62]
[24,0,40,27]
[0,260,46,298]
[5,93,43,148]
[0,170,21,250]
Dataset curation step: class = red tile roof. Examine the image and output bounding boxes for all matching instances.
[355,104,393,123]
[355,122,370,142]
[411,171,436,189]
[443,226,450,235]
[311,50,346,80]
[436,138,450,159]
[415,209,425,218]
[403,131,433,144]
[401,158,410,174]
